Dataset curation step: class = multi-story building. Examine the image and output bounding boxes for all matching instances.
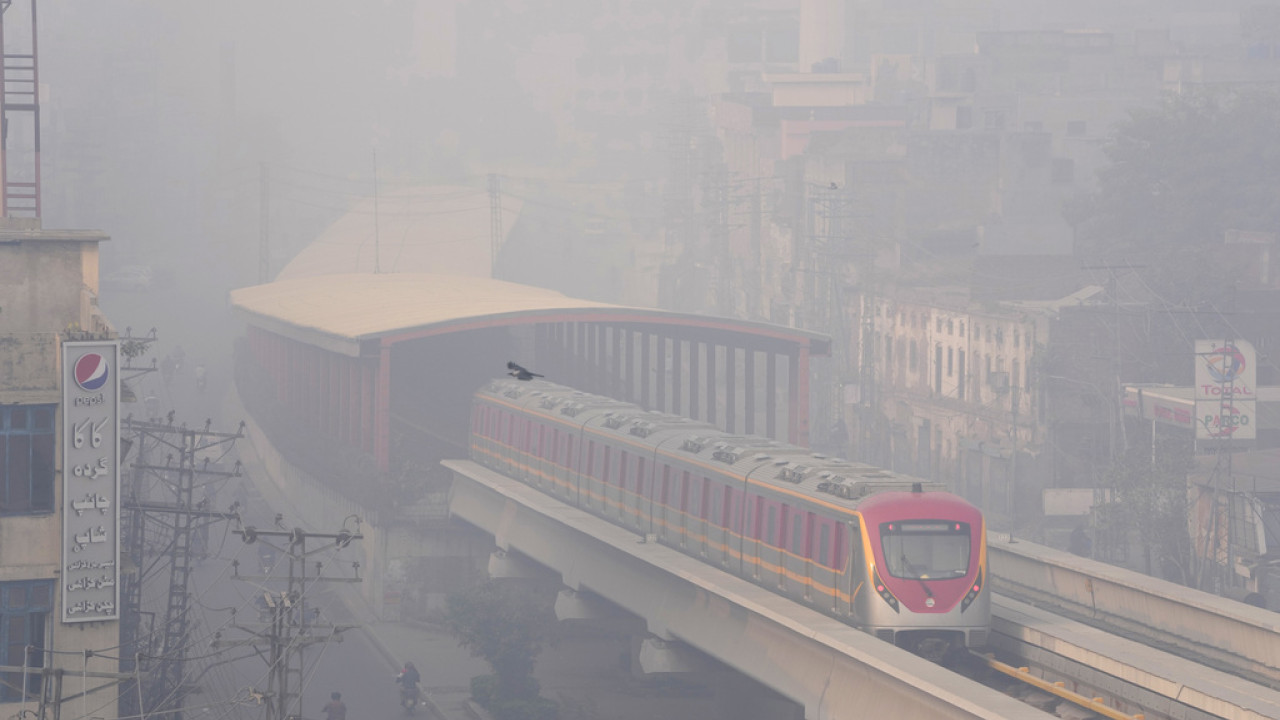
[0,219,119,719]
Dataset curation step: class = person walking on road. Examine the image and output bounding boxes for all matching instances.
[323,691,347,720]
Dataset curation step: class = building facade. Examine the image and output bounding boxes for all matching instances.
[0,220,120,719]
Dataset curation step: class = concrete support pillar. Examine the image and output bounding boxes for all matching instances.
[487,549,542,579]
[745,348,756,435]
[633,635,713,675]
[726,345,737,434]
[656,335,668,414]
[689,340,701,421]
[640,332,651,409]
[554,588,625,621]
[767,351,778,440]
[672,338,684,417]
[707,344,718,426]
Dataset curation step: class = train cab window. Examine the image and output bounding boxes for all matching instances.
[879,521,971,579]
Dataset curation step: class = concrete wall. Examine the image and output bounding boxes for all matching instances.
[0,236,101,334]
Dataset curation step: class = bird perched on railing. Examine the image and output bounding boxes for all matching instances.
[507,361,543,381]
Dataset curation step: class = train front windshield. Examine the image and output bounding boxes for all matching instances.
[880,521,971,580]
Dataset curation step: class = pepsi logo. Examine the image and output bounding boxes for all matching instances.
[74,353,110,392]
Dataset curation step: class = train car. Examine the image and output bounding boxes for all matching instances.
[470,378,989,658]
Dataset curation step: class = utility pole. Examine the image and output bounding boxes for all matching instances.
[218,525,363,720]
[119,416,245,720]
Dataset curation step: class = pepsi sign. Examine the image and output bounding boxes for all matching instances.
[73,352,110,392]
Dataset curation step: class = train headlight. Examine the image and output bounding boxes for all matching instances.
[960,568,983,612]
[872,569,899,613]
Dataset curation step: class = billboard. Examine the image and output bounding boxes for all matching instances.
[61,340,120,623]
[1194,339,1256,441]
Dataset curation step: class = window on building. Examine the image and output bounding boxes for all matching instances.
[957,350,966,400]
[1014,329,1020,347]
[936,318,944,333]
[909,341,918,372]
[959,321,965,337]
[947,347,954,377]
[1013,363,1021,392]
[0,580,52,702]
[947,319,954,335]
[1,406,56,515]
[1024,120,1044,132]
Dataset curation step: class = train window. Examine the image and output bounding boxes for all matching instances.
[791,515,804,556]
[587,441,596,478]
[682,472,692,513]
[636,457,647,496]
[660,466,672,506]
[538,426,547,458]
[701,479,711,521]
[819,524,831,567]
[767,506,777,545]
[779,506,790,550]
[880,521,971,579]
[619,451,629,489]
[565,437,574,468]
[753,496,765,540]
[603,446,612,484]
[723,489,735,532]
[524,421,533,453]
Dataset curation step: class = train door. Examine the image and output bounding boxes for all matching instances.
[618,450,631,526]
[679,471,691,547]
[658,465,672,540]
[773,504,783,589]
[841,520,860,618]
[601,445,613,519]
[750,495,763,579]
[637,456,650,537]
[799,512,815,601]
[700,477,711,557]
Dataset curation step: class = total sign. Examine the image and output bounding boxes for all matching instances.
[61,341,120,623]
[1194,339,1257,441]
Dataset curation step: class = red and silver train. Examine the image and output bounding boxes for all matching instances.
[470,378,989,658]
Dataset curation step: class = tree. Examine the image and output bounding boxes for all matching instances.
[1095,422,1193,584]
[1068,87,1280,305]
[443,580,553,707]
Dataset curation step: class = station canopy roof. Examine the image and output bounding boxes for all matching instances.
[231,273,830,358]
